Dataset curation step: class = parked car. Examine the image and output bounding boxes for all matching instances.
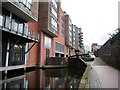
[81,53,95,61]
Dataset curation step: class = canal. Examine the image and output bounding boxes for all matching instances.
[1,68,85,89]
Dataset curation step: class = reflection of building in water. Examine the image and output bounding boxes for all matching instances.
[1,75,25,89]
[1,68,85,89]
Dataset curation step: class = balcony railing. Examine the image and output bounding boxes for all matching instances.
[0,14,39,42]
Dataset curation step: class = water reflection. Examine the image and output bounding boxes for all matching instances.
[1,68,85,89]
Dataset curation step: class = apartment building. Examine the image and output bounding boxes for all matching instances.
[38,0,59,66]
[0,0,39,71]
[64,14,73,56]
[71,24,76,55]
[75,27,84,54]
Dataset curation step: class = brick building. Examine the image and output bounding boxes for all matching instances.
[0,0,39,72]
[38,0,60,67]
[0,0,85,71]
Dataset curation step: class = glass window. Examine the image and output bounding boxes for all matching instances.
[10,45,22,62]
[24,23,29,36]
[51,17,57,30]
[26,1,31,10]
[69,37,72,42]
[62,28,64,38]
[18,23,23,34]
[0,15,3,26]
[28,0,32,3]
[56,42,64,53]
[52,7,57,19]
[20,0,32,10]
[52,0,57,9]
[46,49,50,58]
[23,0,27,5]
[12,19,18,32]
[69,31,72,36]
[5,16,10,29]
[44,36,51,49]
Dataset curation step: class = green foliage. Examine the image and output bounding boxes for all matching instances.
[108,28,120,39]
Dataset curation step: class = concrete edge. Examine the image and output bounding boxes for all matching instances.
[79,64,91,88]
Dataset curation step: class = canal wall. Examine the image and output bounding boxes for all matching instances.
[96,32,120,70]
[46,57,67,65]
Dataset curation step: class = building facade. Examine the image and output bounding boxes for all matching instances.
[0,0,39,71]
[0,0,85,71]
[64,14,73,56]
[54,6,65,57]
[38,0,59,67]
[75,27,84,54]
[91,43,101,53]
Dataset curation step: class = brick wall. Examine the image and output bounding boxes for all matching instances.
[97,32,120,69]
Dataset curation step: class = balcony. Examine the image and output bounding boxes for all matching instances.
[2,0,38,22]
[0,15,39,43]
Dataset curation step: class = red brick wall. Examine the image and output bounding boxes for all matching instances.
[26,22,40,67]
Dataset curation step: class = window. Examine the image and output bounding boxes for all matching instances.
[52,7,57,19]
[44,36,51,49]
[23,0,27,5]
[9,44,24,65]
[51,17,57,31]
[5,16,10,29]
[56,42,64,53]
[19,0,32,10]
[62,28,64,38]
[24,23,29,36]
[46,49,50,58]
[0,15,3,26]
[69,31,72,36]
[11,19,19,32]
[18,23,23,34]
[26,1,31,10]
[52,0,57,9]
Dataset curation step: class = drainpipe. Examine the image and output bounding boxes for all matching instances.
[40,31,43,67]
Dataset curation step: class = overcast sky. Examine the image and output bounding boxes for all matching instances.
[61,0,119,50]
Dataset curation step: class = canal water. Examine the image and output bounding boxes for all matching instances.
[1,68,85,89]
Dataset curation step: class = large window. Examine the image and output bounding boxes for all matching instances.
[0,15,3,26]
[19,0,32,10]
[56,42,64,53]
[18,23,24,34]
[51,17,57,31]
[45,36,51,58]
[44,36,51,49]
[9,44,24,65]
[52,7,57,19]
[5,15,10,29]
[52,0,57,9]
[11,19,19,32]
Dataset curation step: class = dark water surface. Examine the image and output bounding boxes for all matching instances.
[1,68,85,89]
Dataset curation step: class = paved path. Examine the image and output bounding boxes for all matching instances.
[88,57,120,89]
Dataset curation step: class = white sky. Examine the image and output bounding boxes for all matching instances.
[61,0,119,50]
